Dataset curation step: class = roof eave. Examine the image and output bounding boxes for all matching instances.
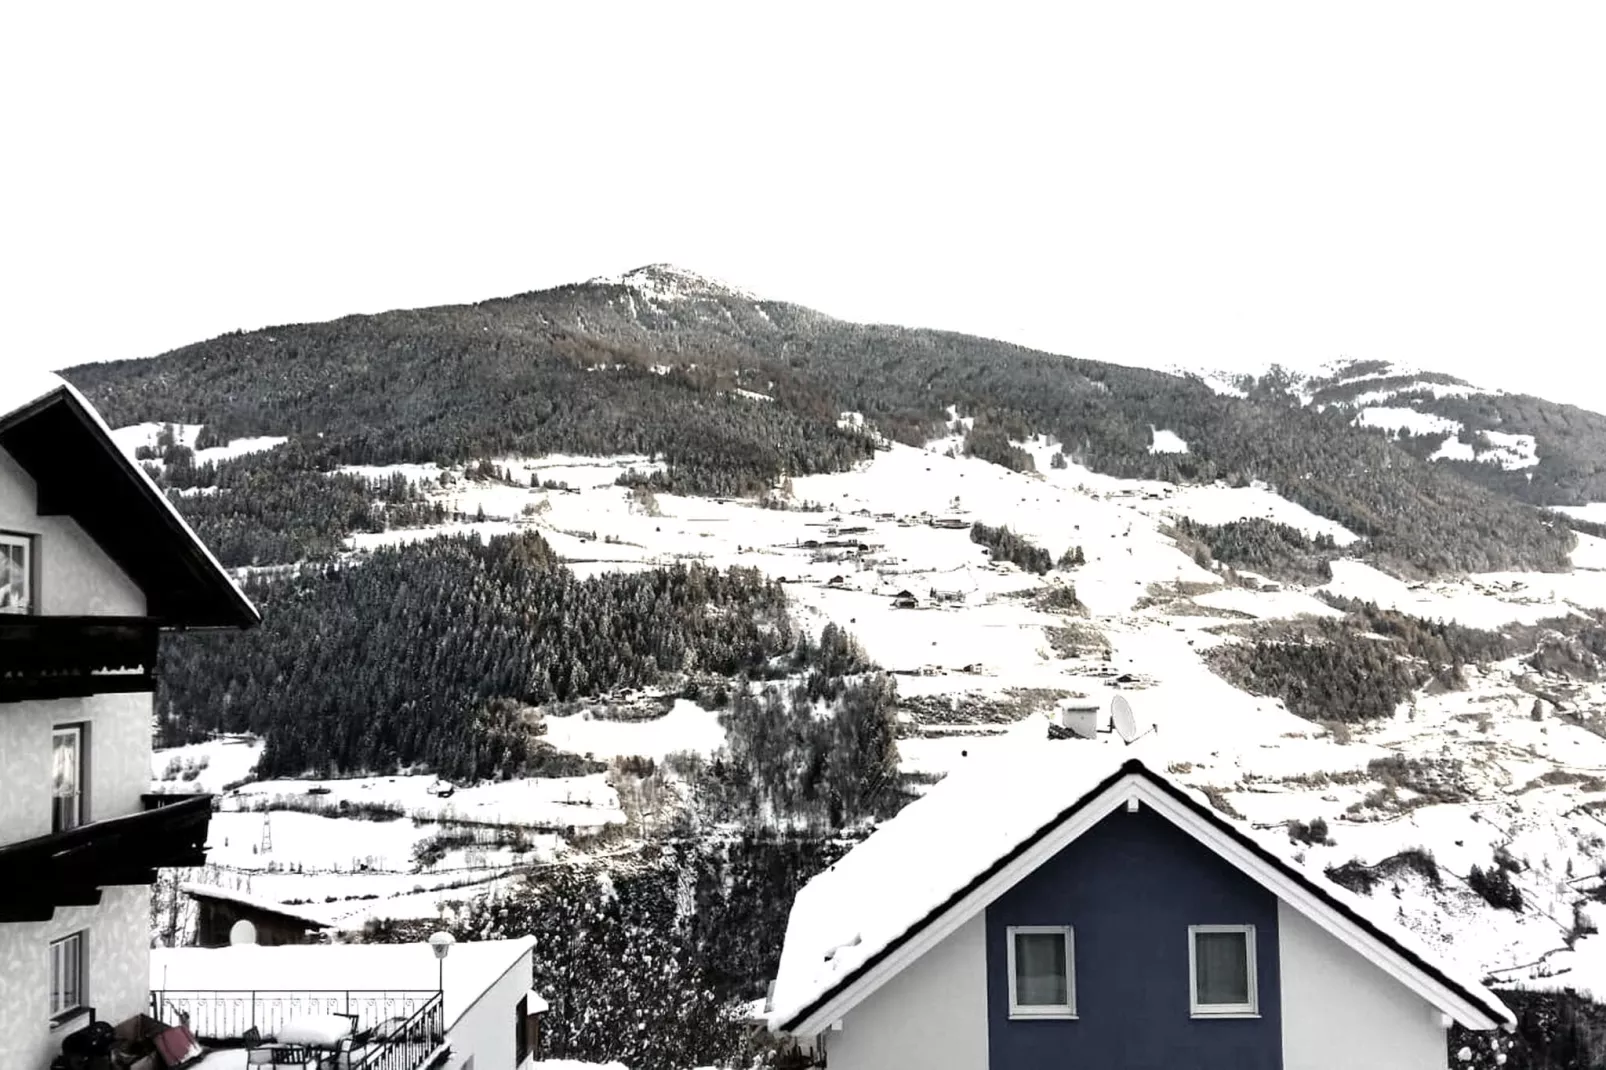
[777,759,1514,1035]
[0,385,260,630]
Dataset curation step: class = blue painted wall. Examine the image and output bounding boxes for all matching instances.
[985,804,1282,1070]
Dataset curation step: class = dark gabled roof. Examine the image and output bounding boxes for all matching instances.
[181,882,334,929]
[0,378,258,629]
[778,757,1512,1033]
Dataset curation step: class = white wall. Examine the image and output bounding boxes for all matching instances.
[448,946,535,1070]
[821,913,989,1070]
[0,442,154,843]
[1279,900,1449,1070]
[0,448,146,618]
[0,886,153,1070]
[0,437,161,1069]
[0,691,155,844]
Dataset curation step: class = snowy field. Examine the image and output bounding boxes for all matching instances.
[138,416,1606,994]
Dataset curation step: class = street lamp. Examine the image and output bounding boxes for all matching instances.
[428,931,455,999]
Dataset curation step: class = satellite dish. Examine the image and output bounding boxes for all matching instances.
[1111,695,1138,743]
[1110,695,1158,745]
[229,919,258,946]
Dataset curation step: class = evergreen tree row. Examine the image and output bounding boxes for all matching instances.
[1173,516,1337,583]
[156,533,809,780]
[1207,599,1522,723]
[970,521,1053,574]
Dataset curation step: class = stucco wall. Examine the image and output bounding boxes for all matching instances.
[1279,900,1447,1070]
[824,914,989,1070]
[0,448,145,618]
[0,886,153,1070]
[985,804,1282,1070]
[0,691,154,843]
[449,946,536,1070]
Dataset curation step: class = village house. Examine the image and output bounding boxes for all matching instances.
[0,374,259,1070]
[0,376,543,1070]
[766,751,1513,1070]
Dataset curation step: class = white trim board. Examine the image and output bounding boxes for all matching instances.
[787,772,1510,1036]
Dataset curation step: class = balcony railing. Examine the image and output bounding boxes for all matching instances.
[0,614,159,702]
[151,990,447,1070]
[0,793,212,921]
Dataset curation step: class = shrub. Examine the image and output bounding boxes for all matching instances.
[1467,861,1524,912]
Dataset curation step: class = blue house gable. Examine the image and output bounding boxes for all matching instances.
[768,756,1515,1069]
[985,803,1282,1070]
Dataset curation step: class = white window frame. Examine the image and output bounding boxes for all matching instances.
[50,930,87,1021]
[1006,925,1076,1019]
[0,530,34,615]
[53,724,86,833]
[1188,924,1258,1017]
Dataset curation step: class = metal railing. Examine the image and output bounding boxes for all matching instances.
[350,994,446,1070]
[150,989,440,1044]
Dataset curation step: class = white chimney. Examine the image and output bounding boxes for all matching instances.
[1059,701,1100,740]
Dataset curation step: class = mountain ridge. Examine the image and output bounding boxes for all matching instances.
[63,266,1593,575]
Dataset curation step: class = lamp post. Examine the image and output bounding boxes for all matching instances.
[428,930,455,1002]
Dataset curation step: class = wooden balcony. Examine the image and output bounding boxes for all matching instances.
[0,614,159,702]
[0,793,212,921]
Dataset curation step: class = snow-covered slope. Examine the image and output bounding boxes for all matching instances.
[139,407,1606,999]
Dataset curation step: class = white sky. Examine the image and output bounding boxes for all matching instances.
[3,3,1604,409]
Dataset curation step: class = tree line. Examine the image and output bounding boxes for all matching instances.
[157,532,819,780]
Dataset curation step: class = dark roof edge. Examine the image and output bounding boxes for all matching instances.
[779,759,1134,1032]
[1129,760,1513,1027]
[1,386,260,630]
[781,756,1511,1032]
[182,885,332,928]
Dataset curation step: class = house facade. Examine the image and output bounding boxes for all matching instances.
[0,375,258,1070]
[768,754,1514,1070]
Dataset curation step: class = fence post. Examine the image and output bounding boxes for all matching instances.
[251,991,257,1033]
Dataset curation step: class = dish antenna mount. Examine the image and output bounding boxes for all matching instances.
[1110,695,1157,746]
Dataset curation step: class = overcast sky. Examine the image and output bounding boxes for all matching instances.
[4,3,1603,408]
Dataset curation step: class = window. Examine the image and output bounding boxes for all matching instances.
[514,995,530,1064]
[1189,925,1258,1016]
[0,532,33,614]
[50,931,86,1020]
[53,725,85,833]
[1007,926,1075,1018]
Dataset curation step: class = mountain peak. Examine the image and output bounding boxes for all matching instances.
[589,264,761,303]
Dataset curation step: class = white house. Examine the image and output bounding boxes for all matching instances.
[151,937,543,1070]
[0,373,259,1070]
[767,749,1514,1070]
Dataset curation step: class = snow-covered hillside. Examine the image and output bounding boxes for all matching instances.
[142,415,1606,1002]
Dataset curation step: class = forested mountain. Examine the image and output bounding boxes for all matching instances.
[95,270,1606,1069]
[65,265,1581,576]
[1230,357,1606,508]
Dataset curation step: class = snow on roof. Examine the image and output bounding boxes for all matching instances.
[180,881,335,929]
[0,368,76,417]
[151,937,534,1029]
[767,738,1512,1033]
[0,372,258,627]
[526,988,549,1015]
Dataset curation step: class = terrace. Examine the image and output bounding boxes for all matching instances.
[149,937,537,1070]
[150,989,447,1070]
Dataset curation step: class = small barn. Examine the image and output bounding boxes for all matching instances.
[184,883,335,947]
